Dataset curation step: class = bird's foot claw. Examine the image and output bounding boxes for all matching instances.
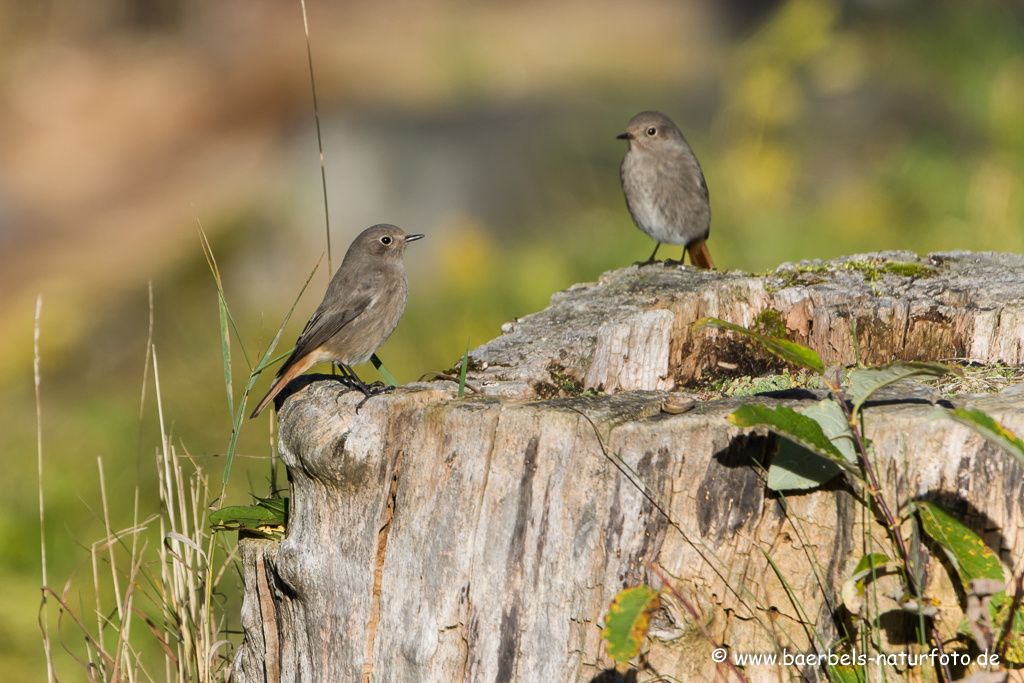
[353,383,394,413]
[634,258,660,267]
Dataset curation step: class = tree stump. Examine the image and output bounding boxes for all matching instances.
[232,251,1024,682]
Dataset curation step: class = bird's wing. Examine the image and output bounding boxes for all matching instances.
[276,293,373,377]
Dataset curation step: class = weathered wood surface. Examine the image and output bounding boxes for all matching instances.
[232,252,1024,683]
[470,251,1024,398]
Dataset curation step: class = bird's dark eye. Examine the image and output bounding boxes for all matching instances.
[646,127,657,136]
[380,236,392,245]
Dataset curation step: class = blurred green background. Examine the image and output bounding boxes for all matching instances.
[1,0,1023,679]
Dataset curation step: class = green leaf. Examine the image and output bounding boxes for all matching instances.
[694,317,824,373]
[847,361,952,414]
[851,553,891,578]
[937,407,1024,471]
[802,399,857,463]
[730,403,848,463]
[458,336,471,399]
[768,439,844,491]
[765,399,860,491]
[254,495,289,521]
[370,353,399,387]
[916,501,1004,592]
[602,585,660,670]
[209,504,286,531]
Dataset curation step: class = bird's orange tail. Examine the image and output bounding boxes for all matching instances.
[687,239,715,270]
[249,355,318,419]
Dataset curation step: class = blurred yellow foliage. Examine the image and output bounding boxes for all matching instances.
[721,138,797,209]
[968,155,1022,240]
[823,181,897,239]
[759,0,838,64]
[989,58,1024,150]
[433,214,499,293]
[811,34,869,95]
[737,64,804,127]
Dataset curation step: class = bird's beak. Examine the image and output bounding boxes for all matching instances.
[616,132,633,140]
[406,234,425,243]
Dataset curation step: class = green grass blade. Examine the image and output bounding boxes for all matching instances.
[760,548,818,646]
[828,663,867,683]
[370,354,399,387]
[694,317,824,373]
[255,349,294,375]
[458,336,471,398]
[198,222,253,370]
[223,258,322,491]
[214,254,321,493]
[217,292,233,419]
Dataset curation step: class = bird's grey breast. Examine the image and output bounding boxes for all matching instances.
[622,146,710,245]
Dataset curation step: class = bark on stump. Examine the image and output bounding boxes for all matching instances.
[232,251,1024,682]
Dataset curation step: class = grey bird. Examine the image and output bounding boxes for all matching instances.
[250,224,423,418]
[618,110,715,269]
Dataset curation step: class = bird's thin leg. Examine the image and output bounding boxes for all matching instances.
[332,363,357,387]
[335,363,393,411]
[344,364,389,393]
[635,242,661,267]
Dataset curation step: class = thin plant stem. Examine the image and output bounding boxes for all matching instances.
[301,0,332,274]
[831,382,953,682]
[127,282,153,680]
[98,458,125,632]
[92,537,105,654]
[35,295,55,683]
